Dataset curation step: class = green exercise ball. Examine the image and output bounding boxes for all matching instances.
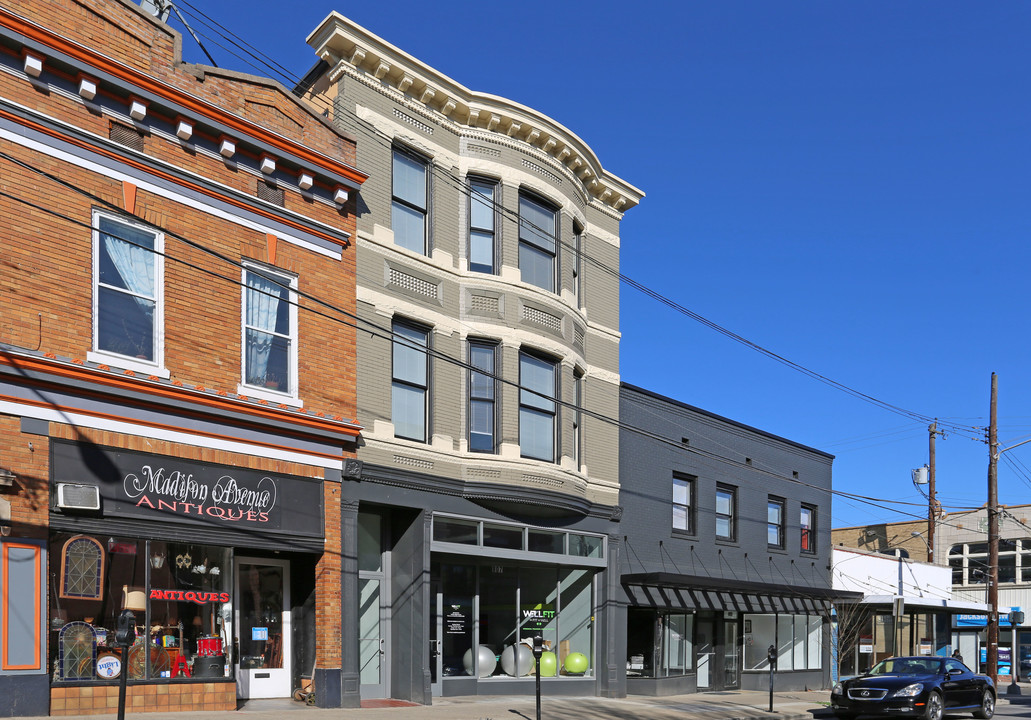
[538,651,557,677]
[564,651,588,675]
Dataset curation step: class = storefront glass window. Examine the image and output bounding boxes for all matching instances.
[624,609,693,678]
[559,569,593,675]
[744,613,822,672]
[528,530,564,554]
[440,563,475,677]
[481,565,519,676]
[434,517,479,544]
[520,567,558,654]
[483,523,522,550]
[50,534,232,682]
[569,534,602,558]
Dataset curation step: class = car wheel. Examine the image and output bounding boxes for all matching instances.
[923,690,944,720]
[973,688,995,719]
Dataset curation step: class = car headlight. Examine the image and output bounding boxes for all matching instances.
[832,683,843,695]
[893,683,924,698]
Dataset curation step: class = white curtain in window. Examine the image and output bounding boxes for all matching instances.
[102,228,154,310]
[246,272,281,382]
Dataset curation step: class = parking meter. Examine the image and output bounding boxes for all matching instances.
[115,609,136,646]
[768,644,777,711]
[532,635,544,720]
[115,609,136,720]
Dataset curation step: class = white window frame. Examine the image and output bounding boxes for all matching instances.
[673,474,695,534]
[768,497,785,549]
[88,210,168,378]
[238,262,301,407]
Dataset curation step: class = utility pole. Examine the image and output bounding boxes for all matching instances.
[987,373,999,684]
[927,421,938,563]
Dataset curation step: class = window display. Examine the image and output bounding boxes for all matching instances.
[436,562,595,679]
[49,534,231,682]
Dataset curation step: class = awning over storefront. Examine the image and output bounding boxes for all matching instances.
[622,572,862,614]
[856,594,990,614]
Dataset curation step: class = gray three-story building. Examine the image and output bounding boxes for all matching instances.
[301,13,643,705]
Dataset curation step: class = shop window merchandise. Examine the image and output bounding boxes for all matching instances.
[50,534,233,682]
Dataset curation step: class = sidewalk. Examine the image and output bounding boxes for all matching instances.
[15,689,835,720]
[19,686,1030,720]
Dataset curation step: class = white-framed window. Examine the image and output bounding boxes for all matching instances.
[519,351,557,461]
[392,147,428,254]
[469,178,497,274]
[240,263,299,404]
[743,613,823,671]
[716,484,736,541]
[392,320,429,442]
[518,193,557,292]
[673,474,695,534]
[468,340,497,452]
[768,497,785,549]
[91,211,165,375]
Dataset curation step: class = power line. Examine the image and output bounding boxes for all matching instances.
[163,2,987,442]
[0,146,953,519]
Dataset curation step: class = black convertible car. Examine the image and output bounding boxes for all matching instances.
[831,656,995,720]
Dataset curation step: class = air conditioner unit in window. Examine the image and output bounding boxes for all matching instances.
[56,483,101,511]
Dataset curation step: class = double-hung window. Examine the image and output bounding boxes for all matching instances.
[468,341,497,452]
[715,484,736,541]
[673,474,695,534]
[800,505,817,554]
[572,223,583,306]
[392,147,428,254]
[768,497,785,549]
[392,320,429,442]
[518,194,557,292]
[572,370,583,469]
[242,264,297,398]
[519,351,557,461]
[93,212,163,368]
[469,178,497,273]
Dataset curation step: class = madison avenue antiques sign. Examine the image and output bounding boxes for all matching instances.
[51,439,323,538]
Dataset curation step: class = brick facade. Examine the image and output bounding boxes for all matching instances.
[0,1,365,715]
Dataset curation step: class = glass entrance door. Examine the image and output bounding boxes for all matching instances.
[430,580,442,696]
[235,558,291,699]
[723,618,740,689]
[358,512,388,699]
[697,615,715,690]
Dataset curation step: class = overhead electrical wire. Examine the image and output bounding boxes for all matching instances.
[0,146,954,522]
[167,1,988,443]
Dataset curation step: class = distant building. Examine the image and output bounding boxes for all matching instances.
[833,504,1031,679]
[830,546,986,680]
[617,383,846,695]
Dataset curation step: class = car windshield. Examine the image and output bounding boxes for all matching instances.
[869,658,942,675]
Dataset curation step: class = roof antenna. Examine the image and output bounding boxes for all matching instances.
[139,1,219,68]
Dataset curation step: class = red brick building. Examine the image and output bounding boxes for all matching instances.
[0,0,366,715]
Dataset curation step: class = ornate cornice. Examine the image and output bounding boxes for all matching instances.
[307,13,644,216]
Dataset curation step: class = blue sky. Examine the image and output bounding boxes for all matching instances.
[166,1,1031,530]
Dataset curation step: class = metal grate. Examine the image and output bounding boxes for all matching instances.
[257,181,285,207]
[109,122,144,151]
[389,268,437,298]
[574,325,585,349]
[522,305,561,332]
[470,295,499,314]
[393,455,433,469]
